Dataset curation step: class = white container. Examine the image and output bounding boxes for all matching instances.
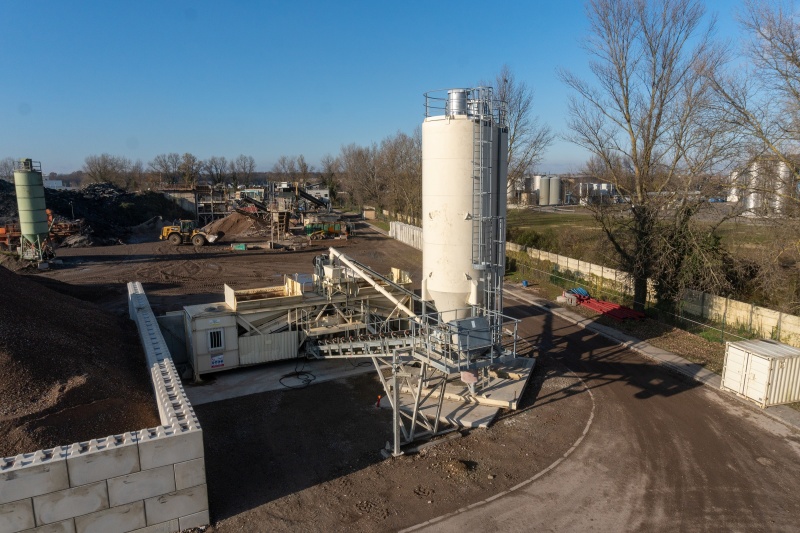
[721,339,800,408]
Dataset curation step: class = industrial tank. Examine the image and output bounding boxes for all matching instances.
[549,176,561,205]
[14,159,49,255]
[533,174,541,194]
[422,88,508,316]
[539,177,551,206]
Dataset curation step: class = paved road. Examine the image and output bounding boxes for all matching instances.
[410,294,800,532]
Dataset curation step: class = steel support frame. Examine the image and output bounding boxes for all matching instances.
[369,351,451,457]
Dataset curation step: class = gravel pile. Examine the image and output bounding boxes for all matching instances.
[0,265,160,457]
[203,212,257,241]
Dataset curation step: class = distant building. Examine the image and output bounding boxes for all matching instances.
[304,183,330,203]
[160,185,229,225]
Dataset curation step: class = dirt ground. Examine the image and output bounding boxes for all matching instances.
[12,221,800,532]
[11,223,595,531]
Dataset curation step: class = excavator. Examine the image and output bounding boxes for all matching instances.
[159,220,219,246]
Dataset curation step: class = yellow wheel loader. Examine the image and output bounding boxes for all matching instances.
[159,220,219,246]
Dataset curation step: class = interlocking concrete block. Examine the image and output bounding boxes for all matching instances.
[73,500,146,533]
[107,465,175,507]
[137,427,204,471]
[66,434,140,488]
[143,484,207,526]
[178,509,209,531]
[0,448,70,505]
[0,498,34,532]
[173,458,205,491]
[19,519,76,532]
[32,481,108,525]
[128,519,178,533]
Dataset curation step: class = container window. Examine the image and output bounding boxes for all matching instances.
[208,329,224,351]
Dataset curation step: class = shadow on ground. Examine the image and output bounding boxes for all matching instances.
[505,302,703,401]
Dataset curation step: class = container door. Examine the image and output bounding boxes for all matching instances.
[722,346,748,394]
[743,354,770,407]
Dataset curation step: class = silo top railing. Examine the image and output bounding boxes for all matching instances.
[14,159,42,172]
[424,87,508,127]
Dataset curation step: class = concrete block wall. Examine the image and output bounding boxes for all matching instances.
[0,283,208,533]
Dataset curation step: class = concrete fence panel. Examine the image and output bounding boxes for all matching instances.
[389,221,422,251]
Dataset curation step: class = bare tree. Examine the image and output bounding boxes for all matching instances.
[0,157,15,182]
[705,0,800,310]
[483,65,554,198]
[272,155,298,183]
[203,156,228,187]
[708,0,800,200]
[319,153,341,201]
[560,0,737,310]
[83,154,131,187]
[149,153,182,185]
[232,154,256,187]
[126,159,146,191]
[178,153,201,188]
[378,130,422,219]
[296,154,314,184]
[339,143,381,208]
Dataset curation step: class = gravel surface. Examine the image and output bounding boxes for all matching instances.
[0,262,160,457]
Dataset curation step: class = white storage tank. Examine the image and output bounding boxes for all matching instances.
[538,177,550,206]
[422,87,508,316]
[549,176,561,206]
[533,174,542,193]
[721,339,800,408]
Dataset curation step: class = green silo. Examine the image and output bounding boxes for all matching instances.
[13,159,49,260]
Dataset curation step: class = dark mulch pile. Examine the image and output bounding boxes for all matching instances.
[0,264,160,457]
[0,181,192,244]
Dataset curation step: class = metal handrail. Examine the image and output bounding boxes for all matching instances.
[13,159,41,172]
[423,87,508,127]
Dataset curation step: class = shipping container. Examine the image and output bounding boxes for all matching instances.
[721,339,800,408]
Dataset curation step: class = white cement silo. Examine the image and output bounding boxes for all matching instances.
[549,176,561,205]
[422,88,508,317]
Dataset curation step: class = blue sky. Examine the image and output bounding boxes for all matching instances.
[0,1,741,175]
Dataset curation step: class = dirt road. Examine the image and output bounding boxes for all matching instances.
[407,293,800,532]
